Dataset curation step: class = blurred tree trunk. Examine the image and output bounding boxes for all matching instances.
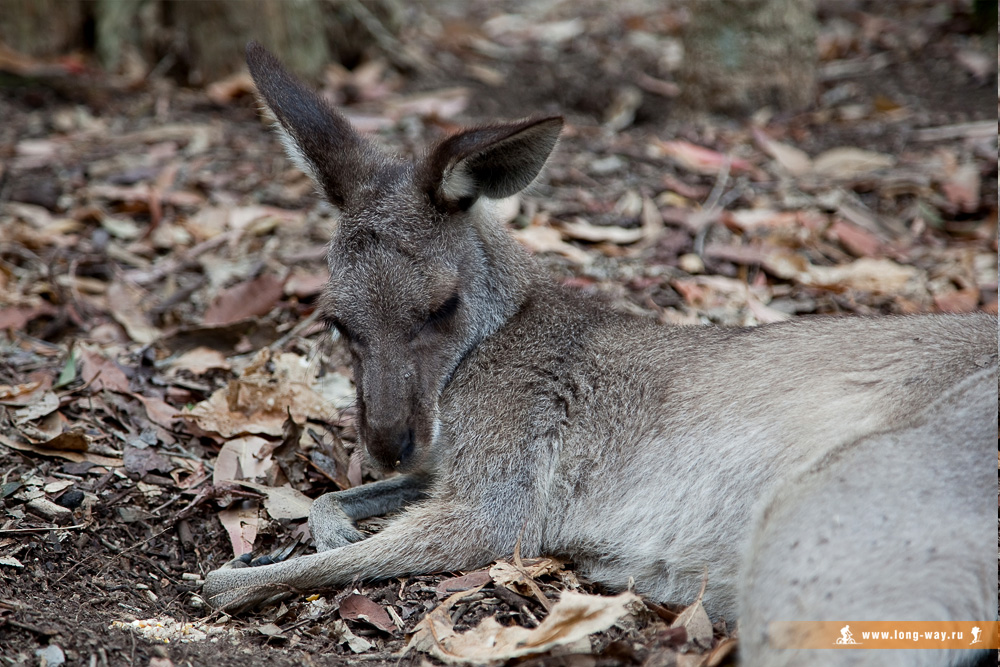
[167,0,330,84]
[0,0,84,57]
[680,0,817,115]
[0,0,405,84]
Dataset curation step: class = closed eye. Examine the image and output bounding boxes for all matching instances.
[322,315,354,342]
[427,294,460,327]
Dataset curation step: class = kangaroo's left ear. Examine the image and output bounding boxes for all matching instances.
[421,116,564,210]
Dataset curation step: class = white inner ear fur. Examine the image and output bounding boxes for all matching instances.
[254,96,322,184]
[467,195,521,229]
[439,161,476,202]
[274,123,320,184]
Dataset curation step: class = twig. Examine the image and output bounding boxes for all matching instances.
[693,158,731,257]
[0,523,89,534]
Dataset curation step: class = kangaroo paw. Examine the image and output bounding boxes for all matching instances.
[309,494,366,551]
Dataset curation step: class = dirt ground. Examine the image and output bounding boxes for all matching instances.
[1,1,996,665]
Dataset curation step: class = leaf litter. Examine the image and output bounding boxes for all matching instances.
[0,1,995,665]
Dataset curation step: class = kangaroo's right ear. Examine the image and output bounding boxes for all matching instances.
[245,41,382,208]
[421,116,564,210]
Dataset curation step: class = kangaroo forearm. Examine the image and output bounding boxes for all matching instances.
[204,503,497,611]
[335,474,429,520]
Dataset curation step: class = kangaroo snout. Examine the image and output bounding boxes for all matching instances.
[367,426,415,469]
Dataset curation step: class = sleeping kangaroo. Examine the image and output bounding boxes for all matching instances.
[204,42,997,666]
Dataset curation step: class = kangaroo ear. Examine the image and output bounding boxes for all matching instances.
[422,116,563,210]
[245,41,383,208]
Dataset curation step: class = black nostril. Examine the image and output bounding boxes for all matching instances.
[396,429,415,466]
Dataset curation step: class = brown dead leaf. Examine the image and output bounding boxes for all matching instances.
[724,209,799,231]
[39,430,89,452]
[12,391,59,423]
[435,571,493,597]
[810,147,895,179]
[78,344,131,393]
[0,303,58,331]
[560,218,644,244]
[804,257,920,293]
[827,219,882,257]
[933,287,980,313]
[652,140,753,175]
[384,88,469,121]
[123,446,174,477]
[339,593,396,633]
[941,163,981,213]
[512,225,593,264]
[183,349,333,437]
[0,381,42,403]
[671,598,713,649]
[752,127,812,176]
[203,274,286,326]
[212,436,274,486]
[407,590,639,664]
[106,279,160,344]
[135,394,180,428]
[284,268,330,299]
[233,481,312,520]
[0,432,121,467]
[218,502,258,557]
[167,346,232,375]
[489,555,564,610]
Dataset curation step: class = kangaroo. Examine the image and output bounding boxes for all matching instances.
[204,43,998,667]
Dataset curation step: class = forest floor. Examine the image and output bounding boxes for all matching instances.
[0,1,996,666]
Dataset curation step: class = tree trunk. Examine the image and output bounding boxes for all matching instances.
[167,0,331,84]
[0,0,84,58]
[680,0,817,115]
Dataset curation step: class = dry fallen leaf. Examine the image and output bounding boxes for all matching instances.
[940,162,980,213]
[810,147,895,179]
[803,257,921,293]
[12,391,59,423]
[752,128,812,176]
[218,501,259,557]
[0,432,121,467]
[212,436,274,486]
[183,349,335,437]
[167,346,232,375]
[107,280,160,345]
[203,273,286,326]
[653,140,753,175]
[559,218,644,245]
[827,219,882,257]
[234,481,312,520]
[407,589,639,664]
[512,225,593,264]
[78,344,132,393]
[339,593,396,633]
[435,571,493,597]
[671,598,714,649]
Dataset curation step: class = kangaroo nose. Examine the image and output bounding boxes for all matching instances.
[370,428,415,469]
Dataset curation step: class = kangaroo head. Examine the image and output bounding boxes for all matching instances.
[246,42,563,471]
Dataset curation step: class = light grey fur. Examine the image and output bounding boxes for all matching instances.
[207,45,998,667]
[740,364,996,666]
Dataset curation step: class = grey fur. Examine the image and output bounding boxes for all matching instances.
[206,45,998,667]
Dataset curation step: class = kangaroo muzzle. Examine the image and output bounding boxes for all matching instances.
[367,426,416,469]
